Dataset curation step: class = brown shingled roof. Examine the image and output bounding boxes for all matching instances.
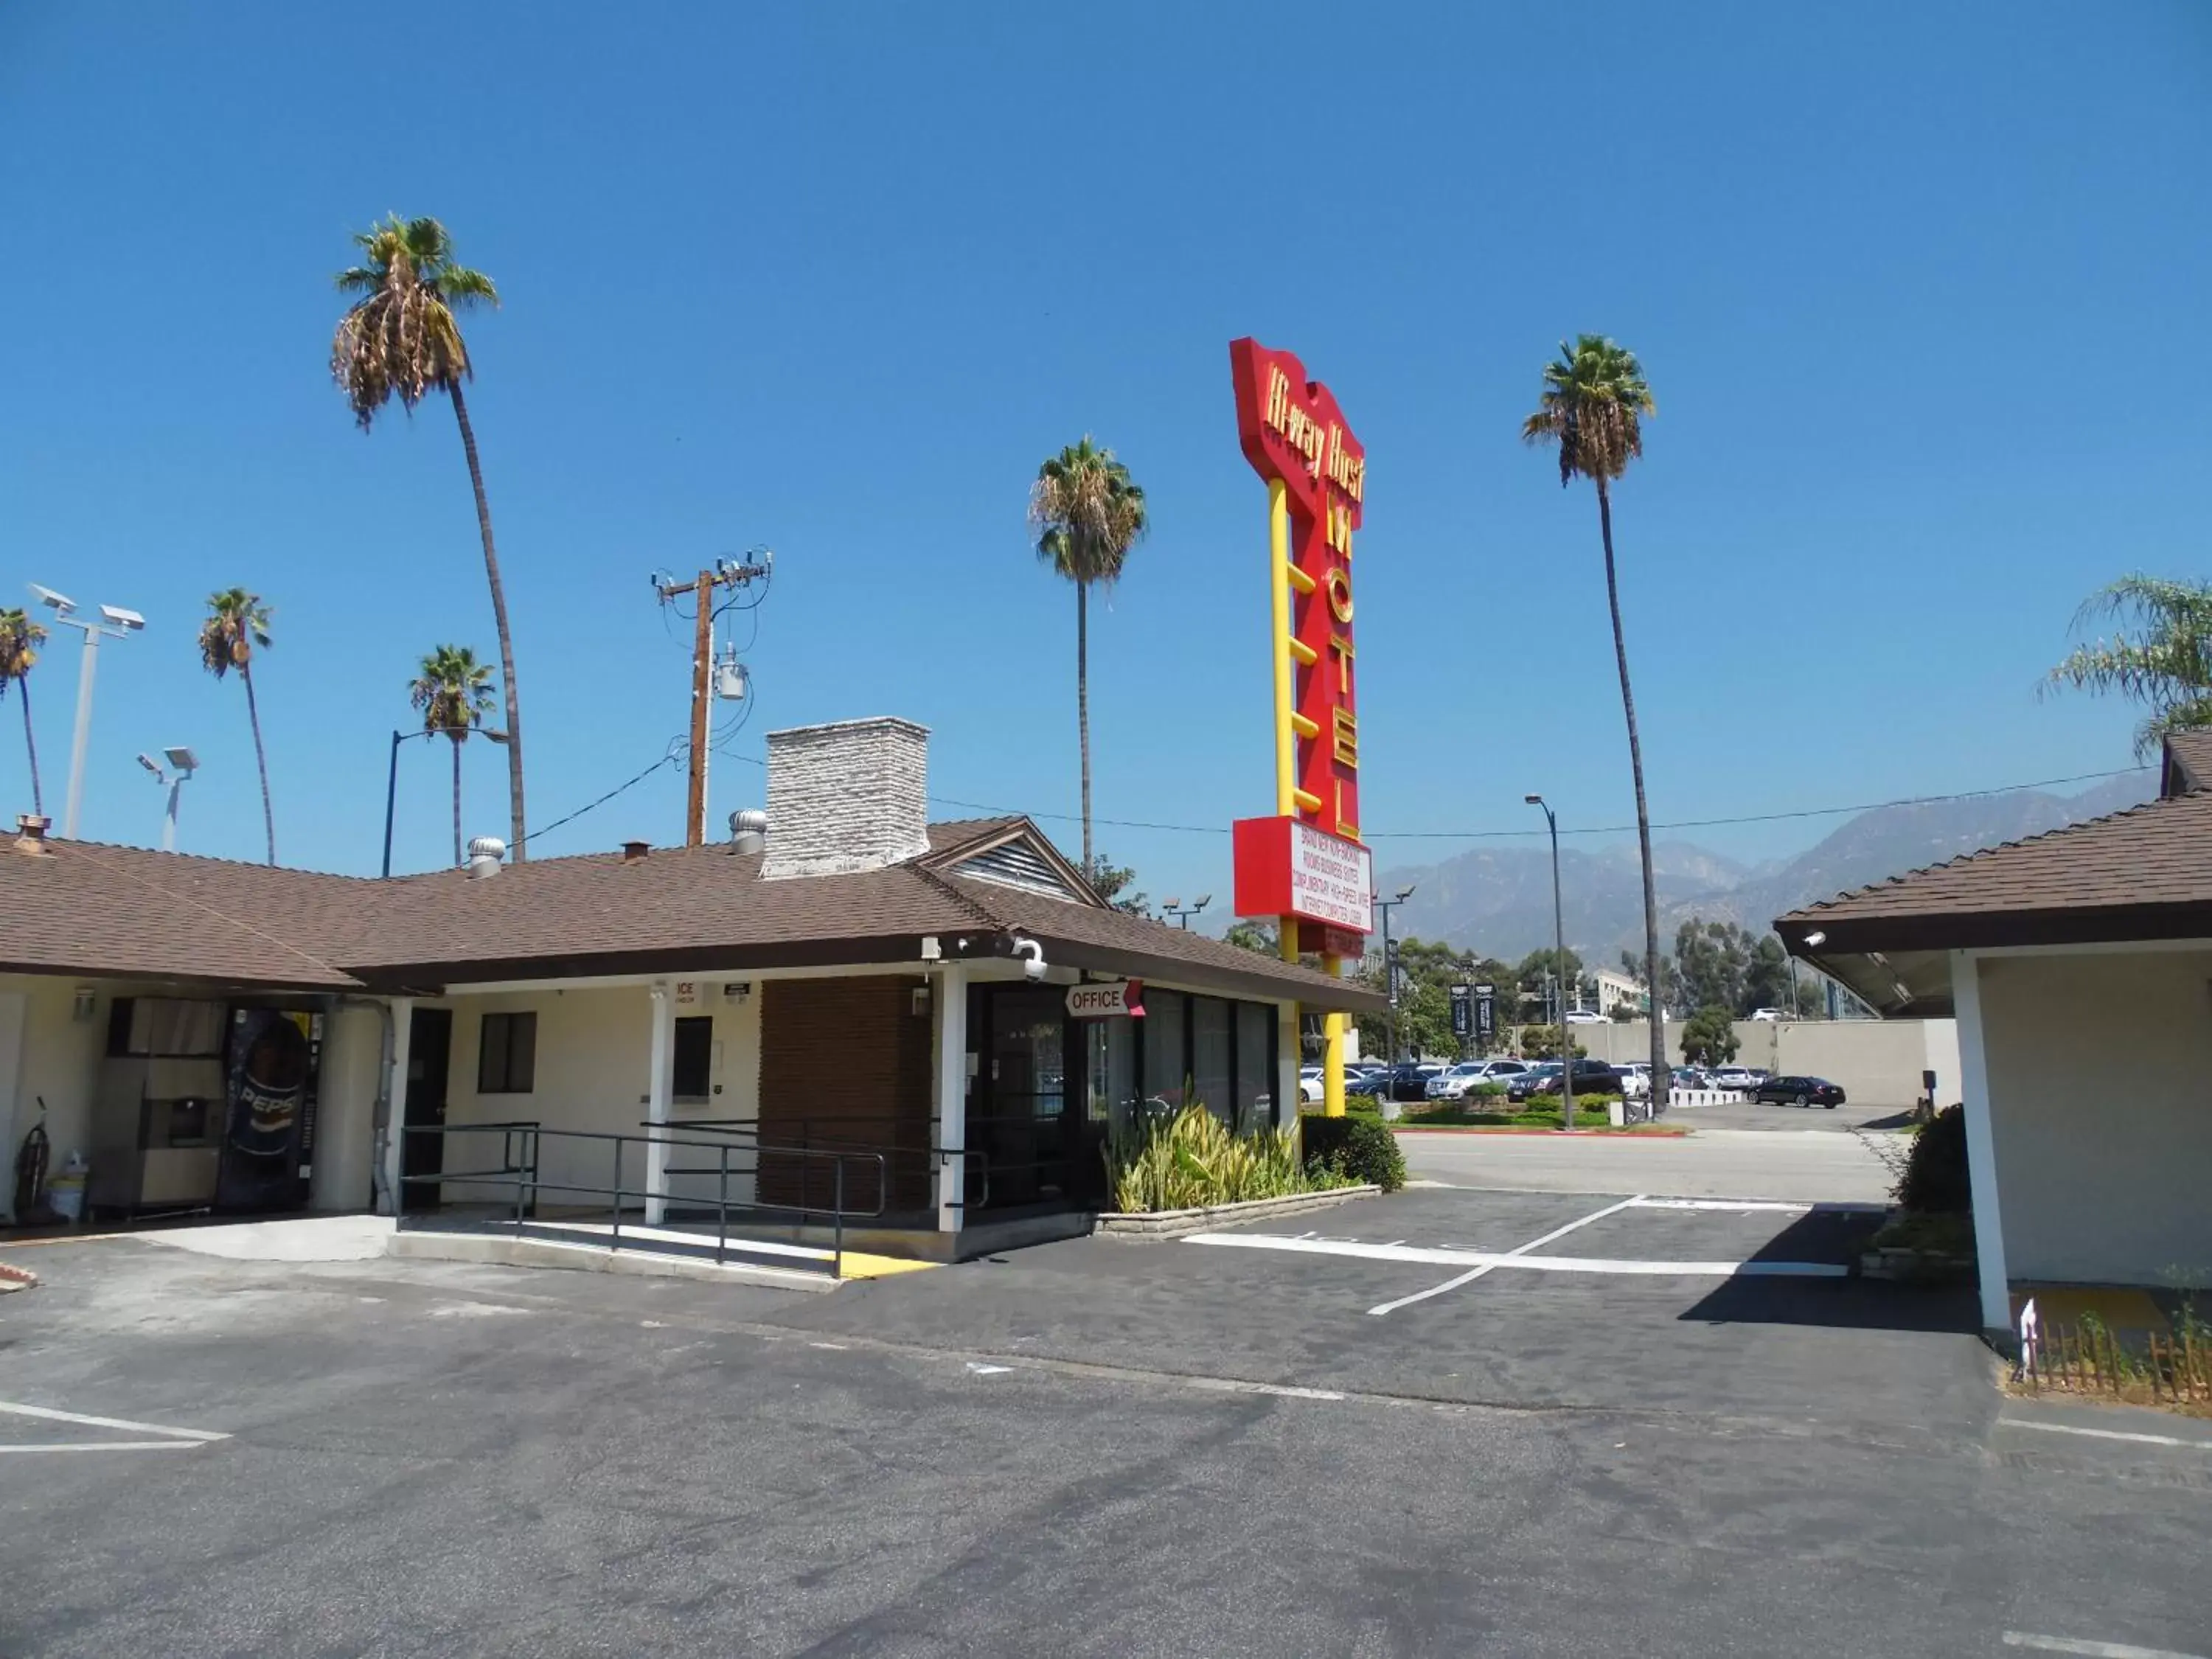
[1776,789,2212,954]
[0,838,364,988]
[2160,730,2212,798]
[0,818,1374,1011]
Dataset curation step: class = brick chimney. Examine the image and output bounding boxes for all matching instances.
[761,717,930,880]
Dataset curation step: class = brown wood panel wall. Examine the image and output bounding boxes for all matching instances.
[757,975,933,1213]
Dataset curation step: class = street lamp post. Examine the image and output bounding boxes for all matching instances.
[1526,795,1575,1133]
[136,746,199,852]
[31,585,145,840]
[382,728,441,879]
[1161,894,1212,931]
[1371,884,1416,1062]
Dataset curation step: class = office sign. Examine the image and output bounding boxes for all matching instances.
[1066,980,1145,1019]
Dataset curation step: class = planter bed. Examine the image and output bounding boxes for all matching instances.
[1096,1185,1380,1238]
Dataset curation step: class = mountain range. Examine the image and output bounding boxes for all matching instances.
[1366,772,2154,964]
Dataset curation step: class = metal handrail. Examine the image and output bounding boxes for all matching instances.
[398,1121,885,1280]
[676,1116,997,1213]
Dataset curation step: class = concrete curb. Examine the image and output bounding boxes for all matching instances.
[0,1261,38,1293]
[1096,1186,1380,1239]
[387,1230,839,1293]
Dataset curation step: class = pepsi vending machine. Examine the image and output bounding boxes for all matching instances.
[214,1007,322,1212]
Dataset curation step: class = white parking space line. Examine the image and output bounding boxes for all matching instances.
[1366,1195,1645,1318]
[1625,1197,1885,1214]
[0,1401,229,1441]
[2003,1631,2205,1658]
[2003,1419,2212,1452]
[0,1440,209,1455]
[1183,1232,1848,1279]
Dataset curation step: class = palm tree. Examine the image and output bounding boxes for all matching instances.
[408,644,499,866]
[0,608,48,815]
[1028,437,1149,869]
[198,589,276,865]
[331,215,528,860]
[1522,335,1666,1109]
[2045,574,2212,757]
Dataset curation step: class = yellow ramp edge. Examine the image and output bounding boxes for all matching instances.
[835,1252,940,1279]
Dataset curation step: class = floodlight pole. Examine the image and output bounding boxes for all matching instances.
[44,606,141,841]
[162,773,184,852]
[1527,795,1573,1133]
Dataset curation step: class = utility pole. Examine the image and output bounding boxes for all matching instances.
[655,554,771,846]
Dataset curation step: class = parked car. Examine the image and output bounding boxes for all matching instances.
[1751,1074,1846,1108]
[1616,1062,1652,1099]
[1668,1065,1710,1091]
[1708,1065,1759,1091]
[1506,1060,1620,1102]
[1344,1068,1388,1099]
[1379,1062,1445,1102]
[1425,1059,1529,1101]
[1748,1007,1786,1022]
[1562,1009,1609,1026]
[1299,1065,1325,1105]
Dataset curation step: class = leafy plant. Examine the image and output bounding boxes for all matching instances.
[1896,1102,1971,1214]
[1102,1102,1315,1212]
[1299,1114,1406,1192]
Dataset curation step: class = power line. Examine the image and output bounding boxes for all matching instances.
[922,765,2152,841]
[519,753,2152,853]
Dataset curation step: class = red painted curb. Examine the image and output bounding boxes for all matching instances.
[0,1261,40,1290]
[1388,1125,1689,1138]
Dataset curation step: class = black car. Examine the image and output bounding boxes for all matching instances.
[1751,1074,1846,1108]
[1506,1060,1621,1103]
[1380,1063,1441,1102]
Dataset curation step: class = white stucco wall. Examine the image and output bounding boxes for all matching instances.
[1979,950,2212,1288]
[310,1005,384,1213]
[0,973,108,1219]
[437,982,763,1212]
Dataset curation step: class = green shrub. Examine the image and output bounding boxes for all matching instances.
[1102,1103,1319,1212]
[1896,1103,1971,1214]
[1299,1113,1407,1192]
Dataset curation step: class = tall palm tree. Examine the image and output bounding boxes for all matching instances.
[2045,574,2212,757]
[1028,437,1149,869]
[331,215,528,860]
[1522,335,1666,1109]
[408,644,499,867]
[198,589,276,865]
[0,608,48,815]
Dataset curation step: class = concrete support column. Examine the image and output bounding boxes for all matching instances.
[378,996,414,1217]
[936,964,970,1232]
[1276,998,1301,1130]
[644,982,675,1226]
[1952,950,2011,1336]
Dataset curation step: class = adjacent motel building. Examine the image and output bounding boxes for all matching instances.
[1781,730,2212,1334]
[0,717,1380,1253]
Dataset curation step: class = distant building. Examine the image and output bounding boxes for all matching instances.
[1587,965,1647,1017]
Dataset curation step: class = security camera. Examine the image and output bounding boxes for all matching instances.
[1023,955,1047,982]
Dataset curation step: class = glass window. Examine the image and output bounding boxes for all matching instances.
[672,1016,714,1101]
[478,1011,537,1094]
[1141,992,1186,1110]
[1235,1002,1273,1131]
[1192,997,1232,1125]
[1086,1018,1135,1128]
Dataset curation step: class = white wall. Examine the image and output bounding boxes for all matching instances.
[311,1005,383,1213]
[1555,1015,1955,1105]
[1979,950,2212,1289]
[437,982,762,1213]
[1,974,119,1217]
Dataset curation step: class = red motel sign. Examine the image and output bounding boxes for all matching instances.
[1228,338,1371,947]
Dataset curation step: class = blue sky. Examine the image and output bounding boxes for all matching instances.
[2,3,2206,908]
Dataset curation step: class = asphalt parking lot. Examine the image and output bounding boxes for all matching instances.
[4,1188,2208,1659]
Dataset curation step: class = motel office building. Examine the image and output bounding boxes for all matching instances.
[0,717,1377,1249]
